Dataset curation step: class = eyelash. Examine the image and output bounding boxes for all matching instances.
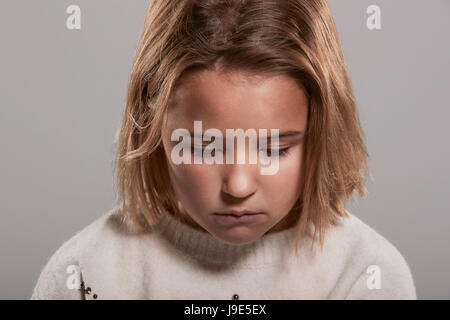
[192,146,290,157]
[267,147,290,157]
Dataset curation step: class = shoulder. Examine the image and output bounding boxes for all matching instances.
[323,210,417,299]
[31,206,139,299]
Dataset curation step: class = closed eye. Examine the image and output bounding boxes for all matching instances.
[265,147,290,157]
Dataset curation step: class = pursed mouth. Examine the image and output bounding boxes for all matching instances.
[214,212,262,217]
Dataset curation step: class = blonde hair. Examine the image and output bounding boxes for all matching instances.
[113,0,370,254]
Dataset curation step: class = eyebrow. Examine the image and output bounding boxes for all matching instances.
[187,130,304,139]
[274,130,304,139]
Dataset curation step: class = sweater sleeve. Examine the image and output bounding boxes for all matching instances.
[344,244,417,300]
[30,236,86,300]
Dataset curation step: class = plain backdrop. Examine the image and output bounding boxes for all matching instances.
[0,0,449,299]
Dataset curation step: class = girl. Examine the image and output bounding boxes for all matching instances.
[31,0,416,299]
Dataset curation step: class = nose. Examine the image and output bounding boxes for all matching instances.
[221,163,258,199]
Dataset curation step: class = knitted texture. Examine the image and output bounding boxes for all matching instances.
[31,206,416,299]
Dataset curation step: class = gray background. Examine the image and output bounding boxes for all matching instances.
[0,0,448,299]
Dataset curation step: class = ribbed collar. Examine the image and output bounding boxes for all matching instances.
[152,210,312,268]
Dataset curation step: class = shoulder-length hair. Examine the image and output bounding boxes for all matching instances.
[113,0,370,253]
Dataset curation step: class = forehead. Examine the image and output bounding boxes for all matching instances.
[166,68,308,131]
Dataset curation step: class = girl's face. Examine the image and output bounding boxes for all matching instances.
[161,68,308,245]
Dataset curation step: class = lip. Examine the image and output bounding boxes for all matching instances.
[213,210,263,226]
[214,209,262,217]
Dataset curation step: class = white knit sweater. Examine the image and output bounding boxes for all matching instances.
[30,206,416,300]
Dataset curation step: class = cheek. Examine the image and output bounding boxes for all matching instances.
[167,162,218,204]
[262,148,303,205]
